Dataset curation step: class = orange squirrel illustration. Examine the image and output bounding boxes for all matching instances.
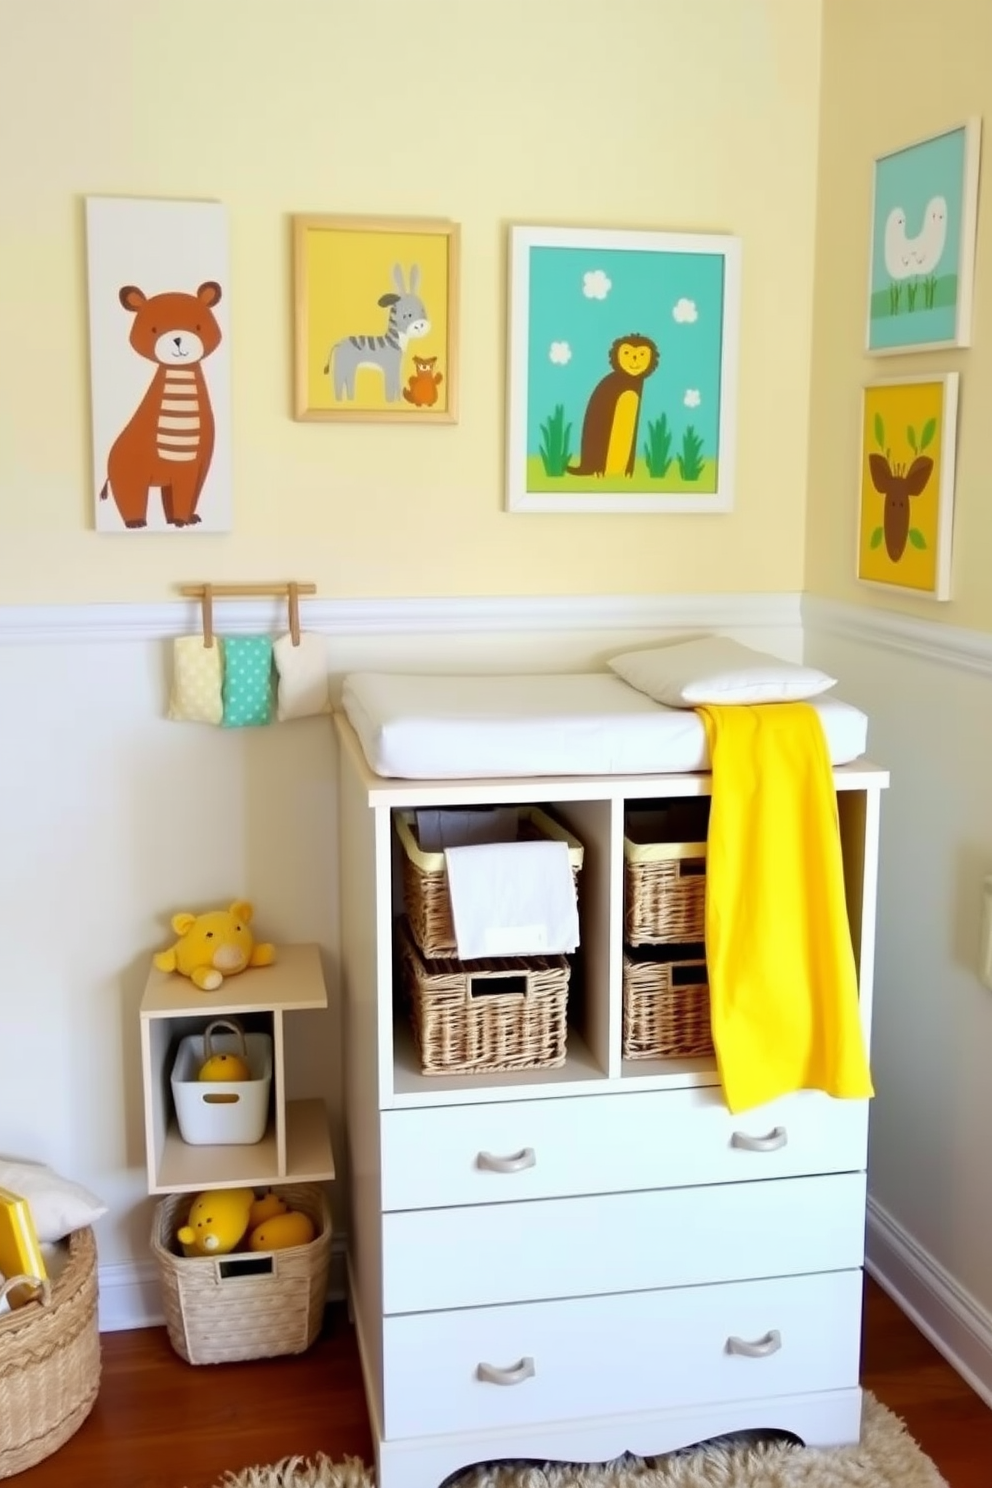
[402,355,443,408]
[98,281,223,528]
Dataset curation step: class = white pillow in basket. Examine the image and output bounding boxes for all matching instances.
[0,1158,107,1244]
[608,636,837,708]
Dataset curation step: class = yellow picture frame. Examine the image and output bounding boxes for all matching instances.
[292,214,459,423]
[856,373,959,601]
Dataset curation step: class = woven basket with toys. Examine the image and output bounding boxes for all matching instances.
[151,1182,331,1364]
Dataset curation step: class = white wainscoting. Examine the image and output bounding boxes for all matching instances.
[8,585,992,1380]
[804,593,992,1410]
[0,589,803,1335]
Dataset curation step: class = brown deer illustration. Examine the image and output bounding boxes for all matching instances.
[867,414,934,562]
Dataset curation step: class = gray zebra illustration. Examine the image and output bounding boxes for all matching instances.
[325,263,430,403]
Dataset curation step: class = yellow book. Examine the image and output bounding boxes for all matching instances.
[0,1186,47,1310]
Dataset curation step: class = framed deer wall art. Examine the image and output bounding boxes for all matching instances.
[85,196,232,533]
[293,215,460,422]
[856,373,959,601]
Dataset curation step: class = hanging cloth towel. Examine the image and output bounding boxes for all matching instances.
[443,840,580,961]
[697,700,874,1114]
[273,631,332,722]
[221,635,274,728]
[168,635,224,725]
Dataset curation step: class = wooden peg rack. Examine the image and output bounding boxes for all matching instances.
[178,582,317,647]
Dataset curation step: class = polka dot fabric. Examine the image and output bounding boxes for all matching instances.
[221,635,274,728]
[168,636,224,725]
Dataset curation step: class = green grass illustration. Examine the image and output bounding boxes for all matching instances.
[538,404,573,476]
[643,413,674,478]
[872,274,957,321]
[677,426,706,482]
[524,455,718,497]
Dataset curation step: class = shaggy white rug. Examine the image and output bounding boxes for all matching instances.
[209,1393,947,1488]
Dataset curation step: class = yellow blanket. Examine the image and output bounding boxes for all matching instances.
[697,700,874,1114]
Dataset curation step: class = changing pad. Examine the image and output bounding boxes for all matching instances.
[341,671,869,780]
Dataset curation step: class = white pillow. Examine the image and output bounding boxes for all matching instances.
[0,1158,107,1244]
[608,636,837,708]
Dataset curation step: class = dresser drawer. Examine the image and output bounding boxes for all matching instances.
[380,1087,868,1212]
[382,1170,866,1314]
[382,1266,863,1440]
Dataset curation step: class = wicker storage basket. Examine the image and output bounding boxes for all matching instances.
[0,1226,101,1478]
[397,806,584,959]
[622,943,714,1060]
[151,1183,331,1365]
[623,802,710,946]
[398,919,570,1075]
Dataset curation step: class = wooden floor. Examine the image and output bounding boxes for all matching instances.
[8,1277,992,1488]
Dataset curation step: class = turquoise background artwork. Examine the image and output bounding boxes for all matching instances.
[868,125,967,352]
[524,245,726,495]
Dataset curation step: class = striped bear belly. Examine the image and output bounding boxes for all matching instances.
[157,368,201,462]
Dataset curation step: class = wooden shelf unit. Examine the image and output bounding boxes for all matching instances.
[139,942,335,1195]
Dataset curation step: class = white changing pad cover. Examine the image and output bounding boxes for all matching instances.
[341,671,869,780]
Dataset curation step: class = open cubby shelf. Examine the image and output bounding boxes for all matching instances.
[139,942,335,1194]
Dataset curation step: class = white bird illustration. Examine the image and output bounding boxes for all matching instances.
[911,196,948,274]
[884,196,948,280]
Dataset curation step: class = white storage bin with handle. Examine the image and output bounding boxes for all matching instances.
[170,1016,272,1146]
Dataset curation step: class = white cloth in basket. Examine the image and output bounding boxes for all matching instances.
[443,839,579,960]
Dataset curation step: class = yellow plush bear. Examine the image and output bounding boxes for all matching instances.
[154,900,275,991]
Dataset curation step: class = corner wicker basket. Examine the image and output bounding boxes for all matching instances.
[397,806,584,960]
[151,1183,332,1365]
[398,919,570,1075]
[0,1226,101,1479]
[622,943,714,1060]
[623,803,709,946]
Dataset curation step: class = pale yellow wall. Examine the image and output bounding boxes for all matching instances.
[0,0,822,606]
[807,0,992,628]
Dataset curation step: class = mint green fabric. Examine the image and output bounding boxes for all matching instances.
[221,636,273,727]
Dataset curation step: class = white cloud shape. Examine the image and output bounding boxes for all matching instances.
[583,269,612,300]
[673,297,698,323]
[684,389,701,408]
[549,341,572,365]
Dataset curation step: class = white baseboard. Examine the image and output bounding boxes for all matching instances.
[97,1234,350,1334]
[97,1259,164,1332]
[866,1195,992,1409]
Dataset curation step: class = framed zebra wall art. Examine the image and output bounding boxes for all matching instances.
[85,196,232,533]
[293,215,460,422]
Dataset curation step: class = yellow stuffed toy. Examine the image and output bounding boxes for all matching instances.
[176,1187,316,1257]
[177,1187,255,1256]
[154,900,275,992]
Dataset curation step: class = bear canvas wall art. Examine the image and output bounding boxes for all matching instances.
[86,196,232,533]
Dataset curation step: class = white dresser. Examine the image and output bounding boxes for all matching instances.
[335,715,888,1488]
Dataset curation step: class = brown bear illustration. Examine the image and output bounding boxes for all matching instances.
[99,281,223,528]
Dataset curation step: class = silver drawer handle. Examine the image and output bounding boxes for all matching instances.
[726,1329,782,1358]
[731,1125,788,1153]
[477,1147,536,1173]
[477,1356,536,1386]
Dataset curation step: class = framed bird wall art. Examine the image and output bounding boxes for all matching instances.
[866,119,982,355]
